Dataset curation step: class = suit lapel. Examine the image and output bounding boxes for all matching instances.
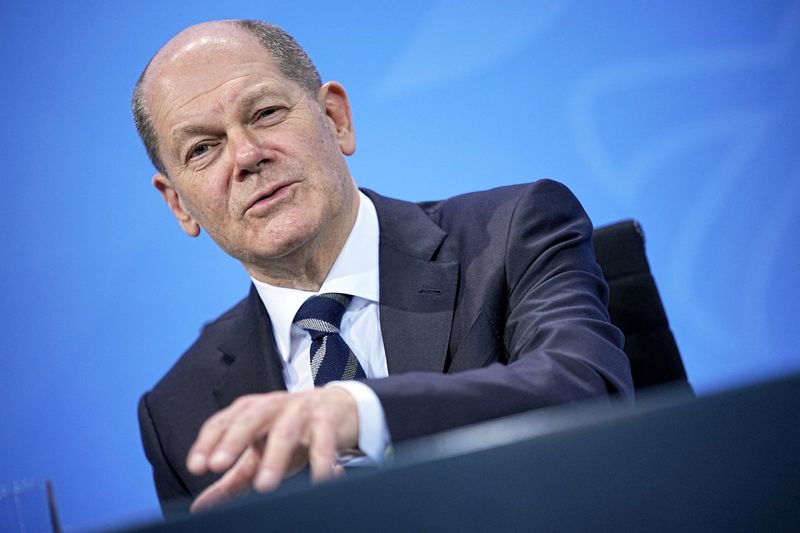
[213,285,286,409]
[210,190,459,401]
[365,190,459,374]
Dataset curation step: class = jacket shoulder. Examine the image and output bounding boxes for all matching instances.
[418,179,579,225]
[413,179,585,252]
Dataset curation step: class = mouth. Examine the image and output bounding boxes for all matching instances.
[246,181,299,213]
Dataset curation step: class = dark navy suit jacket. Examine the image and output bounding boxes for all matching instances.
[138,180,634,512]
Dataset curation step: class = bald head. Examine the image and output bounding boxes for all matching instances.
[132,20,321,175]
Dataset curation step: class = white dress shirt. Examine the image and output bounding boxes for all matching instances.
[251,191,390,462]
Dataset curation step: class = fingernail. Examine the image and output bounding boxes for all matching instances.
[254,469,276,492]
[187,453,206,473]
[210,450,231,468]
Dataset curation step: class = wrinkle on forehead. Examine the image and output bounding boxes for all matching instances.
[158,68,302,132]
[169,73,251,115]
[157,74,251,148]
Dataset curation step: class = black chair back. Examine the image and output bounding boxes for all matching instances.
[592,220,691,392]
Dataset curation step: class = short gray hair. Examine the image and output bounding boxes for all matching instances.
[131,20,322,175]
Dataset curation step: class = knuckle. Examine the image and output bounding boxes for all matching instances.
[236,411,258,427]
[270,424,297,442]
[308,405,335,426]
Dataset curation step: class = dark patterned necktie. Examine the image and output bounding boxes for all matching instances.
[293,293,367,385]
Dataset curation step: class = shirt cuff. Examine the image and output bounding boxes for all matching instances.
[326,380,391,464]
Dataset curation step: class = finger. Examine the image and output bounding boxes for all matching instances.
[332,464,346,478]
[253,400,306,492]
[308,415,338,484]
[190,446,260,513]
[205,396,286,473]
[187,396,256,474]
[187,409,236,475]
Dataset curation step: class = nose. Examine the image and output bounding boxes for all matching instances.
[229,128,273,180]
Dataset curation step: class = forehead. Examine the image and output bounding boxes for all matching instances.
[144,30,300,139]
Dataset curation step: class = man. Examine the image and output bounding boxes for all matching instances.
[133,19,633,515]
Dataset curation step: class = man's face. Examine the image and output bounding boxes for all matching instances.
[145,28,357,279]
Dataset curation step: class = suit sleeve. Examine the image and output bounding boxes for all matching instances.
[367,180,634,442]
[138,393,193,517]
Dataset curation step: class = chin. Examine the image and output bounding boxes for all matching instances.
[251,231,318,261]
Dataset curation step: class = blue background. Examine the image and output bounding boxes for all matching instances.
[2,1,799,530]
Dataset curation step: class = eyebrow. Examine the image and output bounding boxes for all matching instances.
[170,125,208,147]
[169,85,287,149]
[238,85,284,112]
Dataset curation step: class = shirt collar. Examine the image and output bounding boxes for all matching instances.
[251,190,380,360]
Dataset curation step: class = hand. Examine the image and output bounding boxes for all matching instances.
[186,387,359,512]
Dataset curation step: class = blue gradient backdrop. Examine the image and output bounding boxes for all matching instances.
[2,1,798,530]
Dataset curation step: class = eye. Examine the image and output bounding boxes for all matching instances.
[254,106,285,123]
[190,144,210,157]
[257,107,277,119]
[186,142,212,163]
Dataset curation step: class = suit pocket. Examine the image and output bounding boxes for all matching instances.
[447,306,505,373]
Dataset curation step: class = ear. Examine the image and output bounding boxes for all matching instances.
[318,81,355,156]
[152,173,201,237]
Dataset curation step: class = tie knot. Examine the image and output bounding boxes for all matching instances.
[293,293,352,339]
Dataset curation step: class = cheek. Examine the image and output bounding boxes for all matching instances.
[184,170,234,219]
[175,190,227,235]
